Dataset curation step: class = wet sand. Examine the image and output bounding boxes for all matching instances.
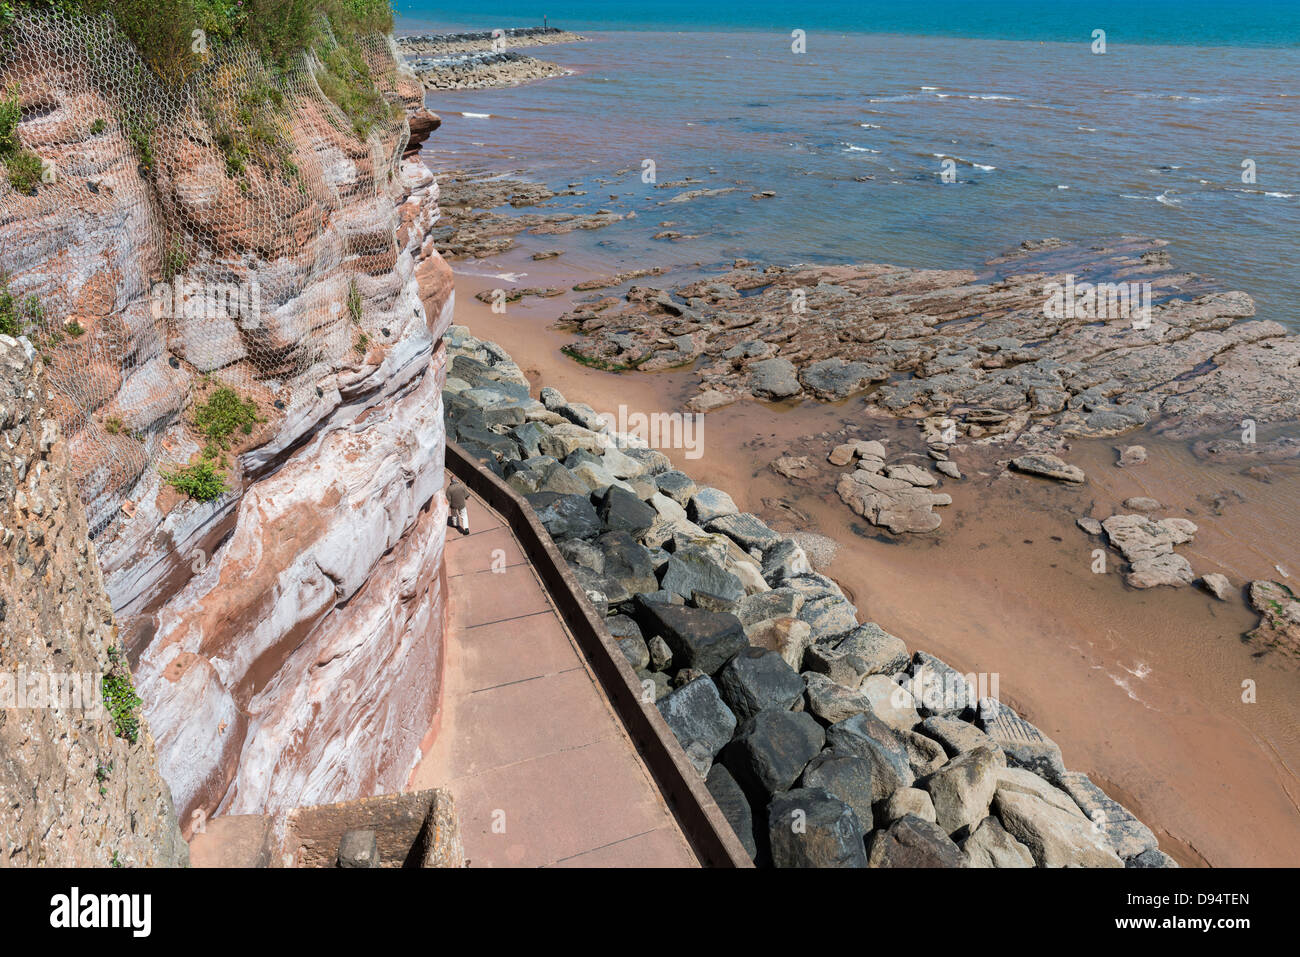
[446,251,1300,867]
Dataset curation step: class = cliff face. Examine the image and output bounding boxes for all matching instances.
[0,338,187,866]
[1,9,454,840]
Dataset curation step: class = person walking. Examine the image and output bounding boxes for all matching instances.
[447,479,470,534]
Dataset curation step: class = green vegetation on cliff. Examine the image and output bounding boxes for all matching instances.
[0,84,43,193]
[160,382,264,501]
[102,647,143,744]
[4,2,392,70]
[193,383,263,458]
[2,1,397,141]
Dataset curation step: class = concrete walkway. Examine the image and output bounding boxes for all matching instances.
[408,487,698,867]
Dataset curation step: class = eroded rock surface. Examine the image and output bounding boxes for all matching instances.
[0,15,458,834]
[557,239,1296,447]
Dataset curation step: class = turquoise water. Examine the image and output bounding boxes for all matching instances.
[400,12,1300,329]
[395,1,1300,47]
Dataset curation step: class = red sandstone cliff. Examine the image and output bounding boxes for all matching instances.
[0,10,454,838]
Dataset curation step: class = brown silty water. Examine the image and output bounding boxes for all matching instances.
[445,243,1300,868]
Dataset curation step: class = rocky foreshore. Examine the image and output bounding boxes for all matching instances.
[442,324,1176,868]
[398,27,585,55]
[545,234,1300,642]
[555,238,1297,447]
[397,28,584,90]
[429,169,621,256]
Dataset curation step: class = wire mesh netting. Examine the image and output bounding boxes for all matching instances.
[0,9,421,561]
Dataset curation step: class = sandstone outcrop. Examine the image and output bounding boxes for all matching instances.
[1246,580,1300,658]
[0,9,457,836]
[555,238,1298,448]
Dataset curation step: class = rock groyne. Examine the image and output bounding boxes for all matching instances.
[442,323,1175,868]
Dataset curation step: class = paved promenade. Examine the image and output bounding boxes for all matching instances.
[408,486,698,867]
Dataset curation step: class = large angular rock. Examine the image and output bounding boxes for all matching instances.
[767,788,867,868]
[833,623,910,677]
[570,462,635,495]
[706,764,758,861]
[1056,771,1159,861]
[536,463,592,497]
[600,443,647,479]
[859,674,921,732]
[634,599,748,675]
[977,700,1065,779]
[717,647,806,721]
[654,469,698,504]
[623,446,672,475]
[688,486,739,524]
[918,746,1006,836]
[920,715,999,757]
[542,422,609,457]
[761,539,812,584]
[749,357,802,400]
[559,538,604,574]
[617,636,651,671]
[824,713,915,801]
[1009,453,1086,484]
[735,588,805,626]
[524,491,602,541]
[725,710,826,797]
[782,572,844,598]
[660,546,746,604]
[800,752,875,830]
[570,566,611,617]
[882,787,937,826]
[994,789,1124,867]
[656,676,738,773]
[594,531,659,602]
[867,814,966,868]
[706,512,782,553]
[597,485,657,537]
[901,730,949,777]
[798,593,860,641]
[961,815,1035,867]
[606,616,643,642]
[509,421,551,459]
[995,766,1082,817]
[802,672,872,724]
[803,642,868,689]
[908,651,979,717]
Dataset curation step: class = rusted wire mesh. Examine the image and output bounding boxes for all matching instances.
[0,8,419,551]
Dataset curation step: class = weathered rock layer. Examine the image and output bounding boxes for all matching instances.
[0,11,456,838]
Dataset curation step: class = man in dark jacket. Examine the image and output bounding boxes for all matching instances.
[448,479,470,534]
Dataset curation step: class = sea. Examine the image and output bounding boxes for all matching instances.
[394,2,1300,327]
